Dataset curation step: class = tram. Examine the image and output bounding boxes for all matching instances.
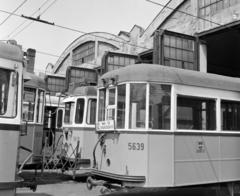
[18,73,46,169]
[87,63,240,195]
[0,41,36,196]
[61,66,98,172]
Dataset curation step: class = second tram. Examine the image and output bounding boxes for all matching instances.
[88,63,240,195]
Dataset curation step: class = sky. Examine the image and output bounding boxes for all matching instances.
[0,0,169,75]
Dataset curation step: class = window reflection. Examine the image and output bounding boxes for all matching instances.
[149,84,171,130]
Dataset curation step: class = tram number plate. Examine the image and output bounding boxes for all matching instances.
[128,143,144,150]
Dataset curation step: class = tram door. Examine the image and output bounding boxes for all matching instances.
[19,87,45,166]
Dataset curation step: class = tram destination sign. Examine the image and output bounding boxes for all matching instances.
[96,120,115,131]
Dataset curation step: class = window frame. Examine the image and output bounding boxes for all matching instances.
[75,98,85,124]
[64,101,75,124]
[86,98,97,125]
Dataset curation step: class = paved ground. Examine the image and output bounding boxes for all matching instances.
[16,170,102,196]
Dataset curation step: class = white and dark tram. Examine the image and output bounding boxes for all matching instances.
[0,41,36,196]
[88,63,240,195]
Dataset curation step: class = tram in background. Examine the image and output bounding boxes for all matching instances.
[62,66,97,171]
[87,63,240,195]
[0,41,36,196]
[18,73,46,169]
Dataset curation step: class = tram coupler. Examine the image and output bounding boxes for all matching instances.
[21,177,37,192]
[86,176,108,190]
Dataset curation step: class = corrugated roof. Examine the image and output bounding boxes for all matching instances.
[98,64,240,92]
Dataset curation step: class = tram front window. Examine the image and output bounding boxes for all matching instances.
[0,69,18,117]
[177,96,216,130]
[64,102,75,124]
[23,88,36,122]
[149,84,171,130]
[129,84,146,129]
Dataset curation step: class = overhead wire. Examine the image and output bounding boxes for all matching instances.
[0,0,27,26]
[2,0,50,40]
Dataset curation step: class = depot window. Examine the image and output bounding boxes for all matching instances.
[177,96,216,130]
[221,100,240,131]
[199,0,240,17]
[64,102,75,124]
[75,99,85,124]
[23,88,36,122]
[72,41,95,66]
[149,84,171,130]
[153,30,197,71]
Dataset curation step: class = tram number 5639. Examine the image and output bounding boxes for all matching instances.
[128,143,144,150]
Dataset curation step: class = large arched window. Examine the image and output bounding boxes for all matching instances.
[73,41,95,66]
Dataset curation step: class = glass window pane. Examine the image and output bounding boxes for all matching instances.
[75,99,85,124]
[113,56,119,65]
[165,59,170,66]
[206,6,211,15]
[170,36,176,47]
[129,84,146,129]
[98,89,106,121]
[217,0,223,10]
[57,109,63,128]
[149,84,171,130]
[230,0,237,5]
[109,88,115,105]
[199,8,205,17]
[221,100,240,131]
[176,37,182,48]
[119,57,124,66]
[164,35,170,46]
[177,96,216,130]
[117,84,126,129]
[182,39,188,50]
[36,89,44,123]
[170,60,176,67]
[176,61,182,68]
[87,99,96,124]
[170,48,176,59]
[176,49,182,60]
[211,3,217,12]
[64,102,75,124]
[206,0,211,5]
[164,46,170,58]
[23,88,36,122]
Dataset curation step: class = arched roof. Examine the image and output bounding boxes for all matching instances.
[98,64,240,92]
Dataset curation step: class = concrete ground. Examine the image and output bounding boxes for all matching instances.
[16,170,102,196]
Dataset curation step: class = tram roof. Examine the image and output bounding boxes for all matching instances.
[0,41,23,61]
[45,95,64,107]
[24,72,46,89]
[98,64,240,92]
[72,86,97,96]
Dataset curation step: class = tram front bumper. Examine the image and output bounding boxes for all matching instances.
[0,177,37,192]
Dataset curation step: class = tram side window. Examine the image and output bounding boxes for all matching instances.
[36,89,44,123]
[23,88,36,122]
[64,102,74,124]
[117,84,126,129]
[0,69,10,115]
[177,96,216,130]
[98,89,106,121]
[87,99,97,124]
[221,100,240,131]
[75,99,85,124]
[129,84,146,129]
[107,88,115,120]
[149,84,171,130]
[57,109,63,128]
